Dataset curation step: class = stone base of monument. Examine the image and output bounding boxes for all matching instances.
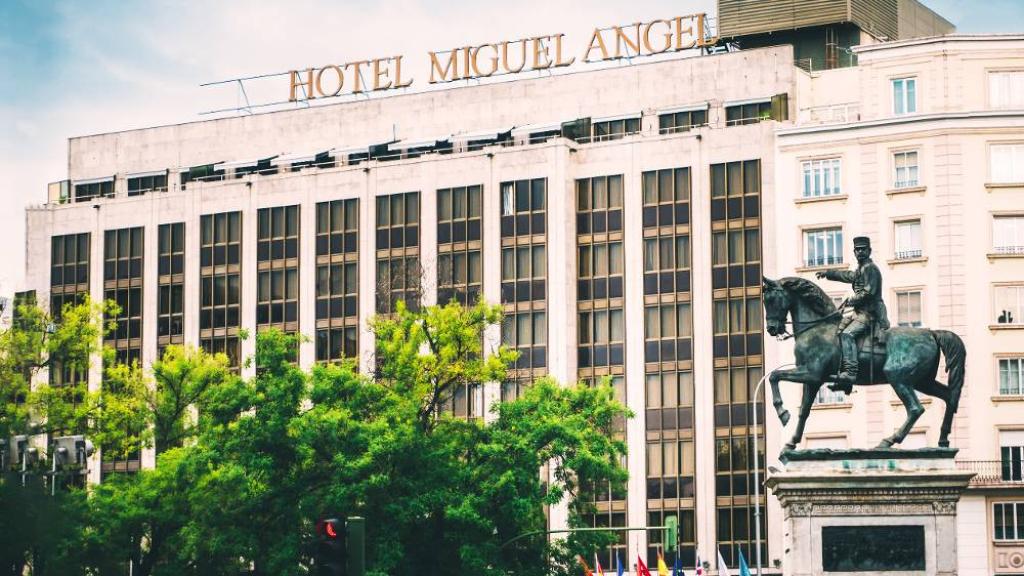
[766,448,974,576]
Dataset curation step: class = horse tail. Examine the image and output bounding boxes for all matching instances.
[933,330,966,413]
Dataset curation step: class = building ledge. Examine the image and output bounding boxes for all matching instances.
[990,324,1024,331]
[795,264,846,273]
[992,395,1024,403]
[986,182,1024,190]
[795,194,847,205]
[886,185,927,196]
[988,252,1024,260]
[887,256,928,266]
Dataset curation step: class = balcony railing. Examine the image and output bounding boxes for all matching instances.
[957,460,1024,486]
[894,249,923,260]
[804,256,843,268]
[994,245,1024,255]
[798,102,861,125]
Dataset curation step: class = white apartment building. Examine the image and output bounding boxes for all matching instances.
[17,10,1024,576]
[775,34,1024,576]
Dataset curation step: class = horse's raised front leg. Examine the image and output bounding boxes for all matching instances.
[769,367,822,428]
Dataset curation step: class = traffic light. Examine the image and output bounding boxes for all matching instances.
[664,515,679,553]
[315,517,347,576]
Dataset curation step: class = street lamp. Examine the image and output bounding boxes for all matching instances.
[752,363,794,576]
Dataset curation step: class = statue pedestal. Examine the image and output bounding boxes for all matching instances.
[766,448,974,576]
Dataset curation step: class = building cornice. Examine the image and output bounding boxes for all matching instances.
[853,33,1024,54]
[778,110,1024,138]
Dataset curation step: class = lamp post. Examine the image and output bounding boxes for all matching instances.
[752,364,794,576]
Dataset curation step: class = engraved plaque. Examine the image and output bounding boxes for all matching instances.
[821,525,925,572]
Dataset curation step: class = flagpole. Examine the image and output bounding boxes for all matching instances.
[753,364,794,576]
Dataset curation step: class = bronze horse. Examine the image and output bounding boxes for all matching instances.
[761,276,965,450]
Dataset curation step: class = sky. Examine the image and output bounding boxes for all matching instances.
[0,0,1022,293]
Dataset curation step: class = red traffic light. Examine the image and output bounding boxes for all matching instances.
[317,518,342,539]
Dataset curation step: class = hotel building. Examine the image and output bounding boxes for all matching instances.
[18,1,1023,573]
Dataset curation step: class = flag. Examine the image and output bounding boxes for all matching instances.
[717,550,730,576]
[657,551,670,576]
[673,556,684,576]
[738,548,751,576]
[616,552,625,576]
[695,551,704,576]
[578,555,594,576]
[637,555,653,576]
[595,553,606,576]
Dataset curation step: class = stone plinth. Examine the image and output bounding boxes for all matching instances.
[766,448,974,576]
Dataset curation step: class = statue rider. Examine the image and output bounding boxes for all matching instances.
[815,236,890,393]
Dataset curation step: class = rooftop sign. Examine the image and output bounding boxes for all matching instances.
[287,13,717,102]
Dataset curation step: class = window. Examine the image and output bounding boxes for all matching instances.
[180,164,225,189]
[157,223,185,356]
[1002,445,1024,482]
[502,310,547,371]
[892,77,917,115]
[999,357,1024,396]
[801,159,841,198]
[725,100,771,126]
[376,192,421,313]
[577,175,623,234]
[316,199,359,363]
[894,220,922,260]
[73,179,114,202]
[127,173,168,196]
[200,212,242,370]
[803,228,843,268]
[590,117,640,142]
[257,206,300,332]
[991,144,1024,184]
[893,151,919,189]
[995,285,1024,325]
[814,387,848,405]
[577,308,625,368]
[896,290,923,327]
[990,71,1024,109]
[644,303,692,363]
[658,108,707,134]
[50,233,91,320]
[994,215,1024,255]
[103,227,144,366]
[438,185,483,305]
[994,502,1024,540]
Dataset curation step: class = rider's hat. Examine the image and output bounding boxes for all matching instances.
[853,236,871,248]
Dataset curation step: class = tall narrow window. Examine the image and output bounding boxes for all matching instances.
[500,179,548,402]
[894,220,922,260]
[1001,432,1024,482]
[999,357,1024,396]
[376,192,420,314]
[102,227,144,477]
[199,212,242,370]
[895,290,923,327]
[157,223,185,358]
[892,77,917,115]
[256,206,300,334]
[316,199,359,363]
[893,151,919,189]
[437,185,483,305]
[995,285,1024,325]
[993,502,1024,540]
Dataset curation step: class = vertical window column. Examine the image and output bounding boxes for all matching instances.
[499,178,548,402]
[157,223,185,359]
[375,192,421,314]
[49,233,91,387]
[437,185,483,305]
[710,160,766,568]
[316,199,359,363]
[200,212,242,370]
[256,206,300,334]
[102,226,144,477]
[641,167,696,567]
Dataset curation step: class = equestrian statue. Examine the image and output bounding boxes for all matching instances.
[762,236,965,451]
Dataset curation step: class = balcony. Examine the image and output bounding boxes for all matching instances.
[957,460,1024,487]
[798,102,860,125]
[894,249,923,261]
[994,245,1024,256]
